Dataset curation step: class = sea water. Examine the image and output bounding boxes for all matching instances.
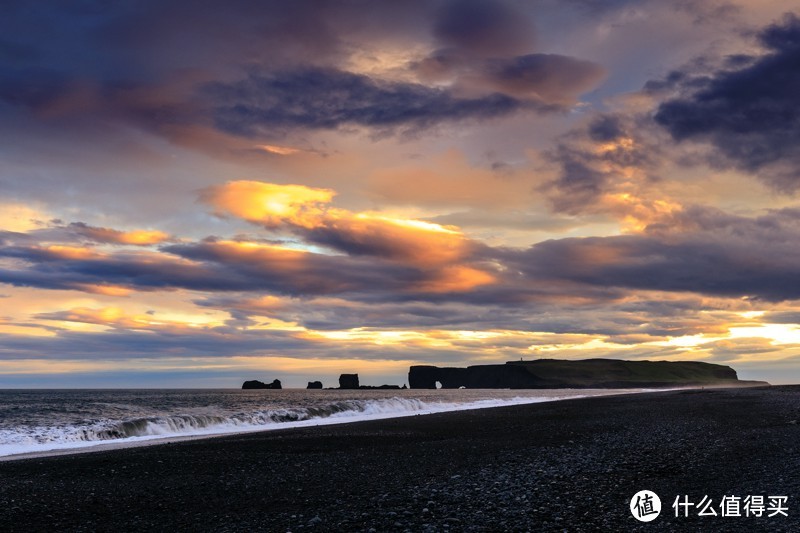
[0,388,648,458]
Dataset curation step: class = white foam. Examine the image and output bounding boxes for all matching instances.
[0,389,651,460]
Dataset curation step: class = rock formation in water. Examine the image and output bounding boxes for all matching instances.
[338,374,360,389]
[335,374,405,389]
[241,379,282,390]
[307,381,323,389]
[408,359,768,389]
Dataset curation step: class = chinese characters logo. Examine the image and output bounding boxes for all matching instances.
[630,490,662,522]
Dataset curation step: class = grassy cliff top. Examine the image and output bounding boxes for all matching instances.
[503,358,738,386]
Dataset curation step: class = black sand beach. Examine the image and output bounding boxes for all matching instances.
[1,386,798,532]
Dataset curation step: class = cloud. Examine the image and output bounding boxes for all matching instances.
[433,0,536,56]
[513,206,800,301]
[417,1,604,105]
[653,13,800,191]
[200,180,488,270]
[0,202,50,232]
[0,0,609,156]
[65,222,171,246]
[0,231,494,299]
[6,185,800,306]
[34,306,219,332]
[164,239,417,295]
[541,112,674,230]
[204,67,527,137]
[199,181,336,228]
[412,50,606,106]
[479,54,606,103]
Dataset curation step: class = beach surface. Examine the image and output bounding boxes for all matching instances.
[0,386,797,532]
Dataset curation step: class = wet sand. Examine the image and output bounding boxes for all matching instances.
[0,386,797,532]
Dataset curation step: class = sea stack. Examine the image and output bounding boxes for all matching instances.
[338,374,359,389]
[242,379,282,390]
[307,381,323,389]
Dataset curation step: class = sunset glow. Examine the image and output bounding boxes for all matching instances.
[2,1,800,387]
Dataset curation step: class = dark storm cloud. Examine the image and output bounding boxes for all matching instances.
[483,54,606,102]
[544,143,611,214]
[0,243,389,296]
[653,13,800,191]
[587,114,626,142]
[205,67,526,136]
[512,206,800,301]
[0,0,607,146]
[0,245,248,293]
[434,0,535,56]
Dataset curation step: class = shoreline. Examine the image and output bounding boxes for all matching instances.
[1,386,797,531]
[0,387,659,463]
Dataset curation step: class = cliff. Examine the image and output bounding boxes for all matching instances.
[408,359,767,389]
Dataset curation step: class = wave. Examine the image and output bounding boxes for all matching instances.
[82,397,439,441]
[0,392,636,458]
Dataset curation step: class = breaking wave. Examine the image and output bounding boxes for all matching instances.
[0,396,560,458]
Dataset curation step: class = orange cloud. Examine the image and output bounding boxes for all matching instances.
[36,306,226,332]
[200,181,334,227]
[201,180,478,267]
[321,211,470,266]
[116,230,170,245]
[0,202,49,232]
[197,181,498,293]
[74,284,133,297]
[44,245,106,260]
[604,194,683,233]
[551,130,686,233]
[69,223,171,245]
[257,144,301,156]
[411,265,496,293]
[197,240,308,266]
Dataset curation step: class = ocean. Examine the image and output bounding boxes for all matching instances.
[0,388,647,459]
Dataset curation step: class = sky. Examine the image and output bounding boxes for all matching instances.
[2,0,800,388]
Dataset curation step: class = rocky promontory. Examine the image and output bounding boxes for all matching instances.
[408,358,768,389]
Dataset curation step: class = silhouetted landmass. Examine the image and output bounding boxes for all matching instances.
[408,359,768,389]
[241,379,282,390]
[336,374,404,389]
[338,374,360,389]
[307,381,323,389]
